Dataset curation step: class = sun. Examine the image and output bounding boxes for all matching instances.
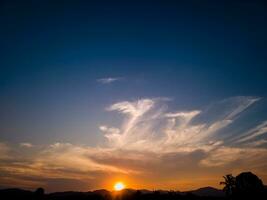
[114,182,125,191]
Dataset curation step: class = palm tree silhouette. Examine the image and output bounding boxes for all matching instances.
[220,174,236,196]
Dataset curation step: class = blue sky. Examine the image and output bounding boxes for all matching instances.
[0,0,267,191]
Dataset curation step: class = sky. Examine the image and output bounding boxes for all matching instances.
[0,0,267,192]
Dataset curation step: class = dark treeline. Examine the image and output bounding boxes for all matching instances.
[1,172,266,200]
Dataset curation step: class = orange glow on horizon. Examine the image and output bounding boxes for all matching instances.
[114,182,125,191]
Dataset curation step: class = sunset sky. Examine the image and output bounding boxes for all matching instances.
[1,0,267,192]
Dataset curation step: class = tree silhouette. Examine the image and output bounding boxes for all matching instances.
[34,187,45,200]
[221,172,266,199]
[220,174,236,196]
[235,172,264,198]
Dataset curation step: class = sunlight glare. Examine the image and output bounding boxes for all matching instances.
[114,182,125,191]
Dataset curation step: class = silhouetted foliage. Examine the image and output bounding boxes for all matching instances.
[0,172,266,200]
[0,188,226,200]
[220,174,236,196]
[35,188,45,198]
[234,172,265,198]
[220,171,266,199]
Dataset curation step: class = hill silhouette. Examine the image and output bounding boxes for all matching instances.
[186,187,225,197]
[0,188,225,200]
[1,172,266,200]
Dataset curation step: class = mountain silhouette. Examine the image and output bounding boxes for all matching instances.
[187,186,225,197]
[1,172,266,200]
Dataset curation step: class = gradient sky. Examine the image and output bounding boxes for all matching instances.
[1,0,267,192]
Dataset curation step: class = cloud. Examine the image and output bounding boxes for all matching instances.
[225,97,260,119]
[20,143,34,148]
[1,96,267,191]
[165,110,201,119]
[248,139,267,147]
[200,146,267,168]
[235,120,267,143]
[107,99,154,117]
[104,99,155,148]
[39,143,133,174]
[101,96,261,153]
[0,143,10,160]
[0,142,139,191]
[97,77,122,84]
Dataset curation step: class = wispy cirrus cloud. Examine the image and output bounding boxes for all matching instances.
[235,120,267,143]
[1,96,267,191]
[97,77,123,84]
[200,146,267,167]
[20,142,34,148]
[100,96,263,153]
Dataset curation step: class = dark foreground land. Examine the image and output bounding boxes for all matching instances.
[0,187,227,200]
[1,172,267,200]
[1,186,267,200]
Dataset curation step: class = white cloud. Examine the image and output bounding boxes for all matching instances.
[165,111,201,118]
[100,96,262,153]
[200,146,267,167]
[107,99,154,117]
[97,77,122,84]
[105,99,155,148]
[20,142,34,148]
[99,125,121,146]
[235,120,267,143]
[225,97,260,119]
[1,96,267,191]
